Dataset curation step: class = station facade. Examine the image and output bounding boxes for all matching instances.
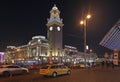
[4,5,97,65]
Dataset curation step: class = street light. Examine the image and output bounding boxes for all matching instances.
[86,14,91,19]
[80,14,91,68]
[49,48,52,64]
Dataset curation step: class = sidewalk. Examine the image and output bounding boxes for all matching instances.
[78,66,120,82]
[91,66,120,71]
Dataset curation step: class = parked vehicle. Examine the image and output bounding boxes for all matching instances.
[28,64,40,70]
[39,64,71,77]
[79,63,90,68]
[0,65,29,77]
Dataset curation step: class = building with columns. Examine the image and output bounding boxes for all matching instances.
[4,5,64,64]
[5,36,49,64]
[4,5,97,65]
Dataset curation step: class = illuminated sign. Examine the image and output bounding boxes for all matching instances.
[0,52,4,63]
[113,50,118,65]
[100,20,120,50]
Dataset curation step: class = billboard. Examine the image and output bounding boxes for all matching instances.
[0,52,4,63]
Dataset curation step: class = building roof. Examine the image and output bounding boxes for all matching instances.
[99,19,120,51]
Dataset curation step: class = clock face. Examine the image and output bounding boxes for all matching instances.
[53,13,58,17]
[57,26,60,31]
[52,10,59,17]
[52,13,58,17]
[49,26,53,31]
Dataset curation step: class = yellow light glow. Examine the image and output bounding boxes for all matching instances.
[17,48,20,51]
[86,14,91,19]
[80,21,84,25]
[90,49,93,53]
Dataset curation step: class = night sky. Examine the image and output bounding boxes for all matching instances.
[0,0,120,57]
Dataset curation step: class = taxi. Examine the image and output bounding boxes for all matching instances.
[39,64,71,77]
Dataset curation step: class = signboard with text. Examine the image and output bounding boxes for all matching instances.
[113,49,118,65]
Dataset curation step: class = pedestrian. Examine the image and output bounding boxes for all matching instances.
[106,61,109,69]
[92,62,96,71]
[112,62,114,69]
[101,61,105,68]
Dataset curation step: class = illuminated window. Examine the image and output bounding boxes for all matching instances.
[49,26,53,31]
[57,26,60,31]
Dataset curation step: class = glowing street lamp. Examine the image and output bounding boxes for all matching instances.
[80,14,91,68]
[86,14,91,19]
[80,21,84,25]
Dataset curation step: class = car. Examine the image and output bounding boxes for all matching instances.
[28,63,41,70]
[71,64,80,69]
[79,63,90,68]
[0,65,29,77]
[39,64,71,77]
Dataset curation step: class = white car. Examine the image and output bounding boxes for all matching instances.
[0,65,29,77]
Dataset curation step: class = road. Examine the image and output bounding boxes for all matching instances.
[0,67,120,82]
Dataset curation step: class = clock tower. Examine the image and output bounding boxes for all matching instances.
[46,4,64,62]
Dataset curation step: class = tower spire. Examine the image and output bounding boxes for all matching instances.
[52,4,57,10]
[47,4,63,27]
[46,4,64,63]
[54,4,56,7]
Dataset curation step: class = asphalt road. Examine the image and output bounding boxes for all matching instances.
[0,67,120,82]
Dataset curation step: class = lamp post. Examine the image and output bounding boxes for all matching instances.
[80,14,91,68]
[89,49,92,63]
[49,48,52,64]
